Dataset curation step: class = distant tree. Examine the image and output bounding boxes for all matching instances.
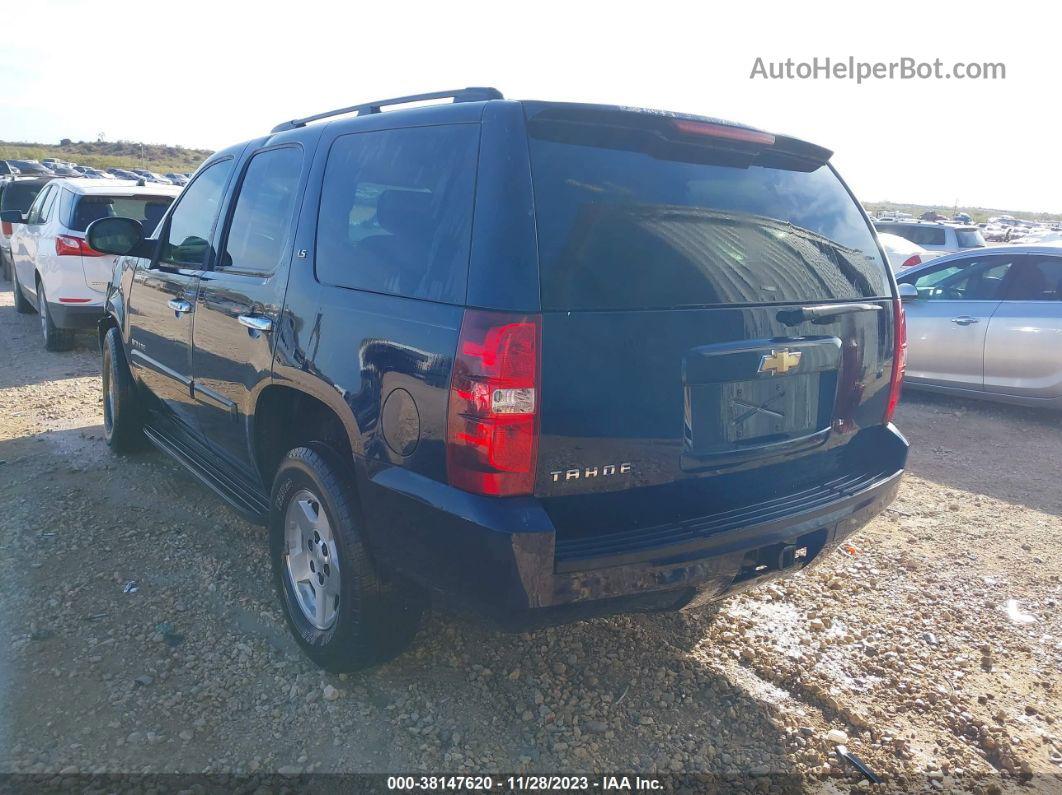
[60,138,72,146]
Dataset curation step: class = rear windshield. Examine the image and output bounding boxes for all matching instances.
[65,194,175,234]
[528,123,890,311]
[955,228,986,248]
[1,181,47,213]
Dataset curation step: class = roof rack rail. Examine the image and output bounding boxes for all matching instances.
[271,87,503,133]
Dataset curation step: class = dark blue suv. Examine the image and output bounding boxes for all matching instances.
[86,88,909,671]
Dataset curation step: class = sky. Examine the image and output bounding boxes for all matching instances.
[3,0,1059,213]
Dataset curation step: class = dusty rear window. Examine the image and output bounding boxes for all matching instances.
[528,120,890,311]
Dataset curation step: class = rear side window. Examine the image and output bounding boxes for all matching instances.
[955,228,986,248]
[315,125,479,303]
[221,147,303,273]
[65,194,176,234]
[1006,256,1062,301]
[888,225,946,247]
[528,127,890,311]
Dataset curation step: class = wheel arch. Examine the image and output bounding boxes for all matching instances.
[252,384,359,491]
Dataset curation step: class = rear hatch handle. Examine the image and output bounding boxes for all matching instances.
[777,303,882,326]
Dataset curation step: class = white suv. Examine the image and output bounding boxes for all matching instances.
[3,179,180,350]
[873,220,987,255]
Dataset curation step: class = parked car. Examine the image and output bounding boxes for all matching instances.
[897,245,1062,408]
[1,179,179,350]
[0,161,21,176]
[50,165,80,177]
[878,232,935,271]
[0,176,52,281]
[106,168,141,180]
[164,172,189,186]
[85,88,908,671]
[874,220,986,254]
[131,169,172,184]
[7,160,54,176]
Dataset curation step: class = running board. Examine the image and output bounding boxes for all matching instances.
[142,424,270,525]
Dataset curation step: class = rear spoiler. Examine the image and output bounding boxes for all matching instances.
[523,102,832,171]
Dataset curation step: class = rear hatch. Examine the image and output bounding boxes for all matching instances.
[64,192,175,291]
[524,105,902,551]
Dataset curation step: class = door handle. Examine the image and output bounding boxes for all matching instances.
[951,316,979,326]
[167,299,192,314]
[238,314,273,333]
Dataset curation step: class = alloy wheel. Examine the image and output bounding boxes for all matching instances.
[284,489,340,630]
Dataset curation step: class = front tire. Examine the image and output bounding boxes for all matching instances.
[270,444,423,671]
[102,327,144,452]
[38,280,73,351]
[12,267,33,314]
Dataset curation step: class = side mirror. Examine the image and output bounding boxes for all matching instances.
[897,283,918,303]
[86,216,145,256]
[0,210,25,223]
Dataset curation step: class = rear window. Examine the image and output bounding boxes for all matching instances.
[527,121,890,311]
[315,125,479,303]
[65,194,175,234]
[879,224,946,247]
[955,228,986,248]
[1,181,46,213]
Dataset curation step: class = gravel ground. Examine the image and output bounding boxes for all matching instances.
[0,281,1059,792]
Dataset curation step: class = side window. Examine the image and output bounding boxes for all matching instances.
[38,186,58,224]
[315,124,479,303]
[907,256,1015,301]
[26,185,52,224]
[905,226,946,246]
[1006,256,1062,301]
[159,159,234,268]
[221,147,303,274]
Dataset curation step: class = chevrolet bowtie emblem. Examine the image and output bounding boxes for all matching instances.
[758,349,802,375]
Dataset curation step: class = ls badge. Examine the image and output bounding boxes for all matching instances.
[758,349,802,376]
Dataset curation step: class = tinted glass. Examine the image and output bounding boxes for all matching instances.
[955,228,986,248]
[0,181,46,213]
[528,134,890,311]
[66,194,176,234]
[222,147,302,273]
[1006,256,1062,301]
[906,256,1015,300]
[881,225,946,247]
[160,159,234,267]
[316,125,479,303]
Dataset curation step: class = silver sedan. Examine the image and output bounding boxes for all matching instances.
[896,244,1062,409]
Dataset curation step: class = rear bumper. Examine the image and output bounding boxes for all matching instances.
[48,300,104,330]
[362,425,907,628]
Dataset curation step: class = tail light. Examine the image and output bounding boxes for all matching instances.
[884,298,907,424]
[901,255,922,267]
[446,310,540,496]
[55,235,105,257]
[1,221,11,236]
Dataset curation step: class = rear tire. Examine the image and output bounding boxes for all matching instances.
[270,444,423,671]
[38,280,73,352]
[12,267,33,314]
[102,327,145,452]
[0,251,9,281]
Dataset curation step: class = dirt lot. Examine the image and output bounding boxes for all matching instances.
[1,282,1059,792]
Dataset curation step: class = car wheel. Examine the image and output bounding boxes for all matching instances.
[270,444,424,671]
[0,251,9,281]
[102,326,145,452]
[12,267,34,314]
[38,280,74,352]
